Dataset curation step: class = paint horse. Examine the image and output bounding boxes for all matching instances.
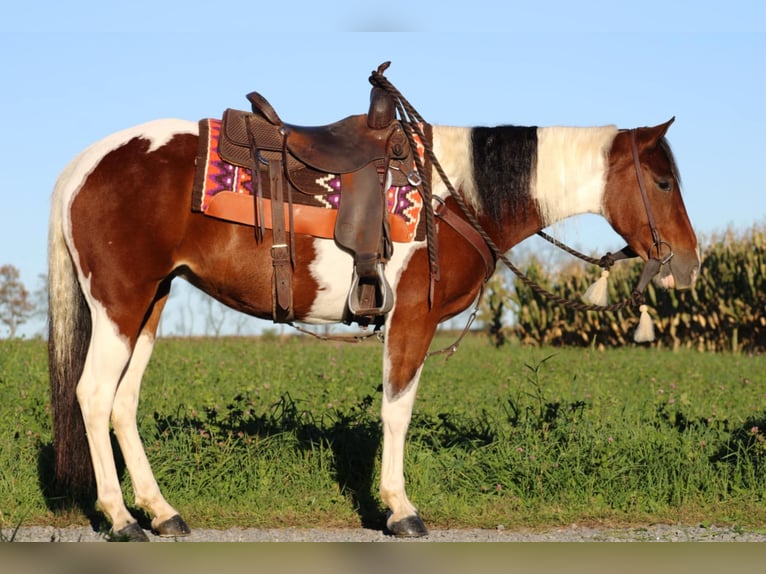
[48,68,699,541]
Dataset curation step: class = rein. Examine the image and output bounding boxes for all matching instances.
[289,65,675,351]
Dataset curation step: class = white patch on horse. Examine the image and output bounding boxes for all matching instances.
[430,126,478,209]
[305,239,353,322]
[84,120,197,167]
[139,119,198,152]
[533,125,617,225]
[307,237,423,323]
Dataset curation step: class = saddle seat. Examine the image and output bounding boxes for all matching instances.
[246,87,405,175]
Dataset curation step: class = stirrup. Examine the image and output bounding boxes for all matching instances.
[347,263,394,317]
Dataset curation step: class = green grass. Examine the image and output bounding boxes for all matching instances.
[2,334,766,532]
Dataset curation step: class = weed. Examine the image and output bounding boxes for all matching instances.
[0,519,22,543]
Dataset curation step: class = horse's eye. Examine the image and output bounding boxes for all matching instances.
[656,179,672,193]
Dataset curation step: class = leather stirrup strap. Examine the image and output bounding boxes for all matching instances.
[268,159,294,322]
[249,130,266,243]
[334,165,387,271]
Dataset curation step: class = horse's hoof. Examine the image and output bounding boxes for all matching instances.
[111,522,150,542]
[154,514,191,537]
[388,514,429,538]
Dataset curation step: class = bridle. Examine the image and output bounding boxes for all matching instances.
[625,128,675,297]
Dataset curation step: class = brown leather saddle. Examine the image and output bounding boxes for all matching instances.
[217,64,421,325]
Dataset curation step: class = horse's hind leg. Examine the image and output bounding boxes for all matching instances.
[75,304,149,540]
[110,285,190,537]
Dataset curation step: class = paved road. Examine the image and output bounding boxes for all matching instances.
[8,523,766,542]
[9,526,766,574]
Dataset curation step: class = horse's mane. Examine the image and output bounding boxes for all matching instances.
[470,125,538,226]
[659,138,683,188]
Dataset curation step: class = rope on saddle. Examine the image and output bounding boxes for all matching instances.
[369,64,440,304]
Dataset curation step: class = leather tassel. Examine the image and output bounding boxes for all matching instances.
[583,270,609,307]
[633,304,655,343]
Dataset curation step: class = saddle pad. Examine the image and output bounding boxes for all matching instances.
[192,118,425,242]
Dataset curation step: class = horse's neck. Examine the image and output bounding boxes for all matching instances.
[533,125,618,224]
[430,124,618,226]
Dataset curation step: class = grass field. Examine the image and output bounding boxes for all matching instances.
[2,334,766,533]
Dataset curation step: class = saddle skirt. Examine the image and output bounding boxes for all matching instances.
[191,115,427,243]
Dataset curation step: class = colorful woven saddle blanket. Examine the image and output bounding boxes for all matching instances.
[191,115,426,242]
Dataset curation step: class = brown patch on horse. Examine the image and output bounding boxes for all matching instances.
[384,193,545,397]
[70,134,197,342]
[70,133,321,342]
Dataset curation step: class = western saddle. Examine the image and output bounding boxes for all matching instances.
[217,62,422,325]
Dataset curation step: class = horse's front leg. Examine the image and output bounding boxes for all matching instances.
[379,312,436,537]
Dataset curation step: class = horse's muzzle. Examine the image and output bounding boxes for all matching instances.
[662,250,700,290]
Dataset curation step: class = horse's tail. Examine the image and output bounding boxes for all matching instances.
[48,163,94,496]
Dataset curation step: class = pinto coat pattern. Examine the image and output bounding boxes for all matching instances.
[48,113,699,540]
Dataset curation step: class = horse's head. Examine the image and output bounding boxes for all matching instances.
[604,118,700,290]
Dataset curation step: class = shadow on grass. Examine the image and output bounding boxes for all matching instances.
[711,412,766,473]
[37,434,129,534]
[36,392,389,531]
[36,390,501,533]
[237,391,386,529]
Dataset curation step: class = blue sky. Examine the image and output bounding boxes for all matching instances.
[1,1,764,336]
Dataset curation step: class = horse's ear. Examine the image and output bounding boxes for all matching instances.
[657,116,675,137]
[639,117,675,146]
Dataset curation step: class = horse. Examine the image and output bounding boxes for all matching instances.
[47,80,700,540]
